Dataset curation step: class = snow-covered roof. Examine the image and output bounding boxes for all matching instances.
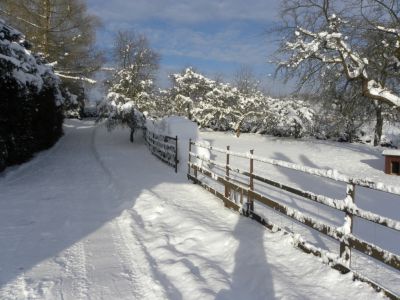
[382,149,400,157]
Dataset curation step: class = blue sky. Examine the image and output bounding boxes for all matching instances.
[87,0,289,95]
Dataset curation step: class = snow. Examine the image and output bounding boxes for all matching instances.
[158,116,198,140]
[0,119,385,299]
[146,116,210,171]
[367,80,400,107]
[0,21,63,104]
[382,149,400,157]
[198,131,400,294]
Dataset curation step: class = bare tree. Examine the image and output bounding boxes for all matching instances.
[233,65,260,96]
[0,0,103,81]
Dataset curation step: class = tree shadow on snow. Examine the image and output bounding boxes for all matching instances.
[215,216,275,300]
[360,158,384,171]
[0,120,185,297]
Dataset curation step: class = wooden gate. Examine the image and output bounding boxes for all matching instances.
[144,128,179,173]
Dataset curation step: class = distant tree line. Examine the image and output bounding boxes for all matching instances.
[98,21,399,146]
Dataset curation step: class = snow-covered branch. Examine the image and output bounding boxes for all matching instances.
[283,15,400,108]
[55,72,97,84]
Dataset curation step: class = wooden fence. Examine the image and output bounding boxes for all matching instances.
[143,128,179,173]
[187,140,400,300]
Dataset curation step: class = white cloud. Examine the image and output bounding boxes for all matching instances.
[140,25,275,65]
[88,0,280,24]
[88,0,293,94]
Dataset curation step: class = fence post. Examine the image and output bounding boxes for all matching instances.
[248,149,254,214]
[175,136,178,173]
[191,140,197,179]
[340,182,355,268]
[188,139,192,176]
[225,146,230,199]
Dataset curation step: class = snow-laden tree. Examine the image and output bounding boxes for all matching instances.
[169,67,216,119]
[110,70,156,113]
[193,82,240,131]
[97,92,145,143]
[233,91,267,136]
[261,98,315,138]
[167,68,239,130]
[109,30,159,114]
[0,19,64,171]
[166,68,315,138]
[97,30,159,142]
[276,0,400,145]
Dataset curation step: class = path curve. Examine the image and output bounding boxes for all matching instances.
[0,120,384,300]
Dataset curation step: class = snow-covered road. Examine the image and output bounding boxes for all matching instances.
[0,120,384,299]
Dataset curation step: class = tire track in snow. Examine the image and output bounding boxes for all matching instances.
[88,125,168,299]
[0,272,58,300]
[53,237,89,299]
[110,216,167,299]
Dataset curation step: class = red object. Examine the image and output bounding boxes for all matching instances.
[383,150,400,175]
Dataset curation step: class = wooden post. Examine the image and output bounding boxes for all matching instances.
[192,140,197,179]
[248,149,254,213]
[225,146,230,199]
[175,136,178,173]
[340,182,355,268]
[188,139,192,176]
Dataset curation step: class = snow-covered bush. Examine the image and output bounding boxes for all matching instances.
[0,19,64,171]
[163,68,316,138]
[311,93,373,142]
[168,68,216,119]
[97,92,145,142]
[260,98,315,138]
[168,68,247,131]
[193,82,240,131]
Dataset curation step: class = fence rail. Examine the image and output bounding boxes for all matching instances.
[144,128,178,173]
[188,140,400,300]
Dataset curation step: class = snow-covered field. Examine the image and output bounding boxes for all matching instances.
[199,130,400,295]
[0,119,388,299]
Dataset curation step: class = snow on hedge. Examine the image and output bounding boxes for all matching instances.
[0,19,63,105]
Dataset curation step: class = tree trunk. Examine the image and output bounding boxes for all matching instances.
[43,0,51,56]
[373,103,383,146]
[130,128,134,143]
[235,118,244,137]
[187,103,192,120]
